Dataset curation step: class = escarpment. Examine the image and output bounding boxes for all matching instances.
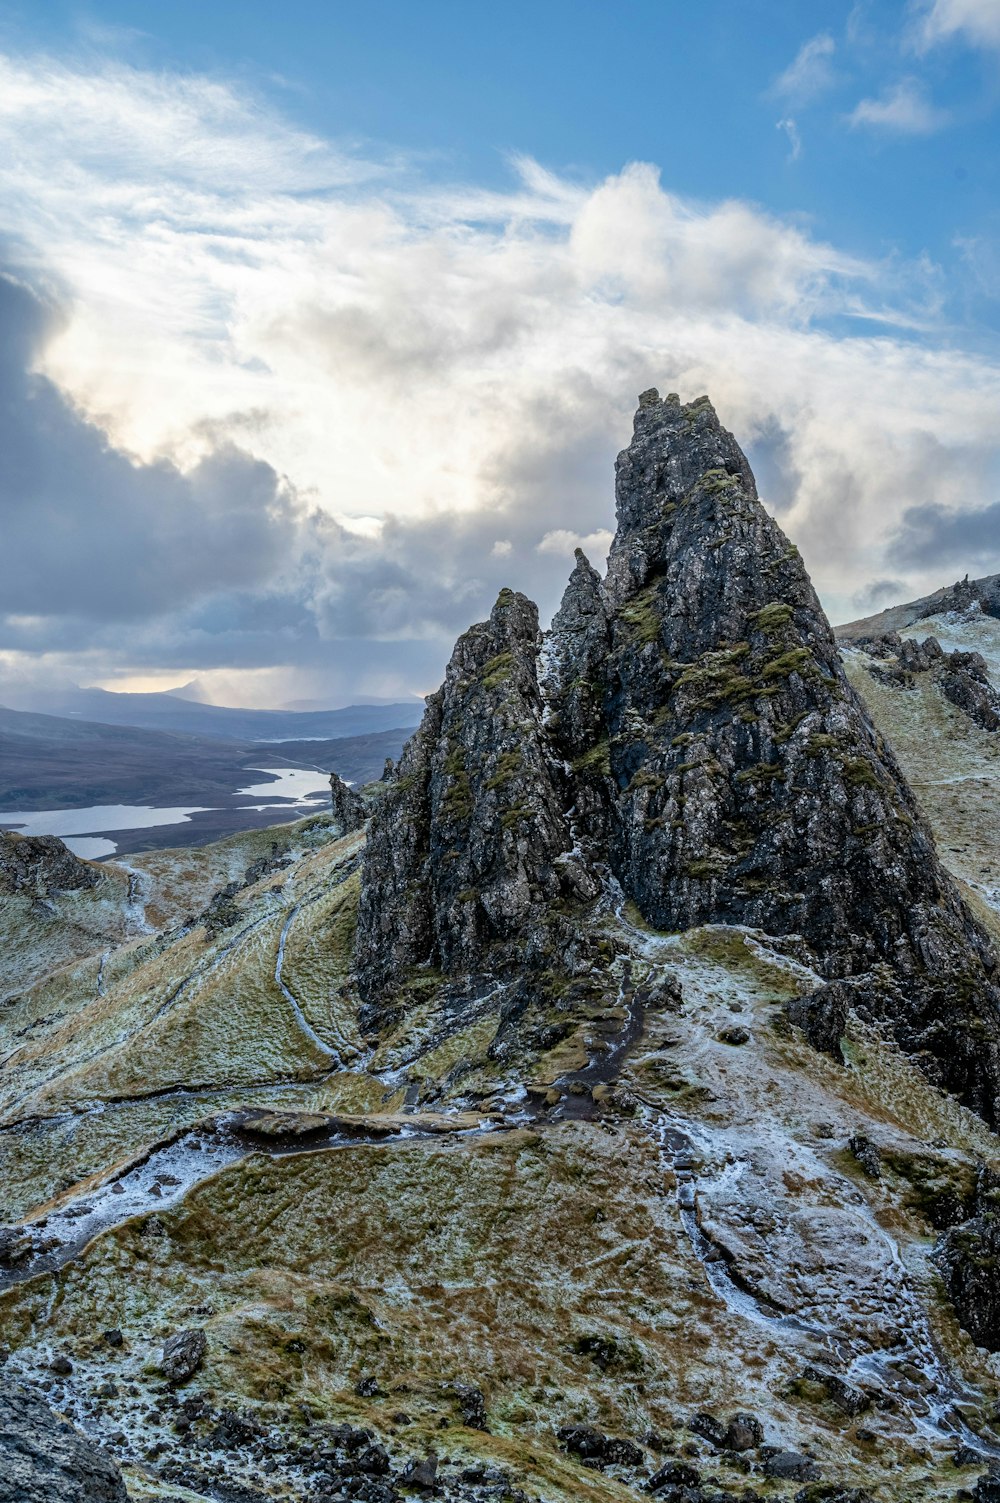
[356,390,1000,1124]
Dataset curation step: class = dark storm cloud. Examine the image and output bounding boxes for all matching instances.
[0,269,301,624]
[891,500,1000,571]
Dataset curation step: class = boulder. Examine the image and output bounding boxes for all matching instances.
[0,1383,127,1502]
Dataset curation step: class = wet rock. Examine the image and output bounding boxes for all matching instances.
[800,1367,870,1417]
[717,1025,749,1045]
[937,1213,1000,1349]
[354,1374,380,1397]
[558,1424,645,1468]
[848,1133,882,1179]
[723,1412,764,1450]
[648,1459,701,1491]
[764,1451,821,1481]
[329,772,367,834]
[404,1454,438,1490]
[49,1353,73,1376]
[0,832,100,897]
[453,1382,488,1430]
[0,1225,32,1267]
[785,981,853,1062]
[0,1382,127,1501]
[160,1328,207,1385]
[975,1475,1000,1503]
[689,1412,728,1448]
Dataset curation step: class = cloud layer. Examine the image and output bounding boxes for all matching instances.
[1,50,999,705]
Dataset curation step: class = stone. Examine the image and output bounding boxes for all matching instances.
[764,1451,821,1481]
[648,1459,701,1491]
[558,1424,644,1468]
[724,1412,764,1450]
[785,982,853,1062]
[452,1382,488,1430]
[329,772,366,834]
[160,1328,207,1385]
[0,832,100,897]
[0,1382,128,1502]
[937,1214,1000,1350]
[848,1133,882,1179]
[356,586,600,1006]
[404,1455,438,1491]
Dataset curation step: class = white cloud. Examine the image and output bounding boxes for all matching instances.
[776,117,802,161]
[772,33,838,104]
[916,0,1000,50]
[0,47,998,703]
[847,77,950,133]
[536,530,614,562]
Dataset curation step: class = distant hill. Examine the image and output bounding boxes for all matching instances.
[0,705,410,852]
[835,571,1000,641]
[12,686,424,742]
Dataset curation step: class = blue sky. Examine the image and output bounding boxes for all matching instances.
[0,1,999,705]
[7,0,998,318]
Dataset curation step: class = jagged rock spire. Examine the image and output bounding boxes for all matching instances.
[550,389,1000,1122]
[356,390,1000,1124]
[355,588,597,1001]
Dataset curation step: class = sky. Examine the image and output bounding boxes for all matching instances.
[1,0,999,709]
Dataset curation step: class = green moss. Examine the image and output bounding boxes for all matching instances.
[842,758,882,791]
[675,643,752,708]
[482,652,513,691]
[735,763,785,785]
[629,768,664,791]
[805,733,839,756]
[441,745,473,822]
[750,601,793,633]
[774,712,807,744]
[671,732,693,748]
[500,805,532,830]
[621,585,662,646]
[682,855,728,879]
[572,740,611,776]
[486,750,522,791]
[759,648,813,681]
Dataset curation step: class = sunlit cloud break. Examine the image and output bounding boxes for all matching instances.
[1,47,1000,707]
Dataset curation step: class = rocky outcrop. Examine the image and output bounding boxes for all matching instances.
[0,1383,127,1502]
[937,1172,1000,1350]
[855,633,1000,732]
[356,589,599,1001]
[0,832,100,896]
[356,390,1000,1124]
[785,982,853,1062]
[328,771,367,834]
[941,649,1000,732]
[836,571,1000,642]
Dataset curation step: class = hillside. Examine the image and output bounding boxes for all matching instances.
[5,395,1000,1503]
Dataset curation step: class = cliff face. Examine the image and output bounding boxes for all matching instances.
[356,391,1000,1124]
[355,589,599,1004]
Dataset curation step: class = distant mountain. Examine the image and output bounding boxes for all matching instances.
[10,686,424,742]
[836,571,1000,641]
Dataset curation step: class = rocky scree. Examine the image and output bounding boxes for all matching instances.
[356,390,1000,1127]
